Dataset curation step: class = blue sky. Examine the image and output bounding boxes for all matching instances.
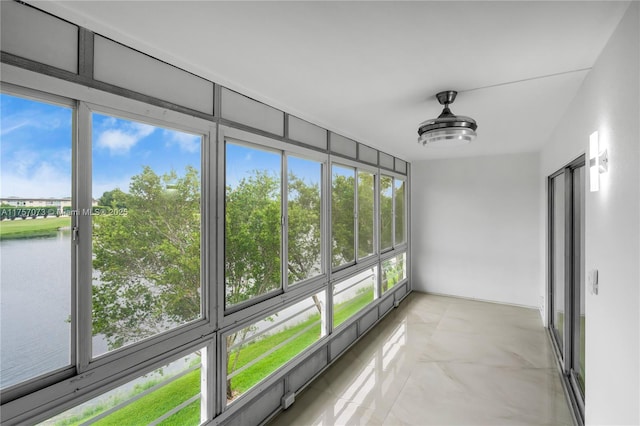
[226,143,321,190]
[2,93,321,200]
[1,94,200,199]
[1,94,73,198]
[91,112,200,198]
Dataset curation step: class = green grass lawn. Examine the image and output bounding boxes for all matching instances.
[228,286,374,397]
[53,287,378,425]
[0,217,70,240]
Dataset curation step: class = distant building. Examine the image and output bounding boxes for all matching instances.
[0,197,98,215]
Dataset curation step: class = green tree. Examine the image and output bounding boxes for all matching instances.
[287,172,321,284]
[225,170,281,307]
[357,172,375,258]
[93,166,326,401]
[394,180,405,245]
[92,166,201,349]
[380,175,393,250]
[331,173,355,267]
[98,188,129,208]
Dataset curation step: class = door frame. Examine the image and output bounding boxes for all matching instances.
[547,154,585,424]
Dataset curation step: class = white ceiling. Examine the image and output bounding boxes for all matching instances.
[31,1,630,161]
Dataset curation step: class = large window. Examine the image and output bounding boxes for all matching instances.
[0,92,73,389]
[225,292,325,403]
[380,175,393,251]
[357,171,375,259]
[331,165,355,268]
[225,143,282,308]
[380,174,406,251]
[287,156,322,285]
[91,112,203,357]
[0,73,409,426]
[394,178,406,245]
[382,252,407,294]
[333,267,377,328]
[45,348,204,425]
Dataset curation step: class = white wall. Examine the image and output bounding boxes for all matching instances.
[540,2,639,424]
[411,152,541,308]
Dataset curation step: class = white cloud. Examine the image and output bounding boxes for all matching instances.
[1,108,70,137]
[0,120,29,136]
[96,122,155,155]
[1,161,71,198]
[164,129,200,153]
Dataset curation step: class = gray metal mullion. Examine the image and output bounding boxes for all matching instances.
[406,164,411,292]
[217,129,226,324]
[282,154,289,292]
[76,101,92,372]
[207,125,218,330]
[326,159,334,336]
[78,28,94,79]
[216,332,225,415]
[201,341,215,424]
[547,175,554,331]
[70,100,79,371]
[354,168,359,264]
[562,168,573,373]
[391,177,396,248]
[374,171,381,300]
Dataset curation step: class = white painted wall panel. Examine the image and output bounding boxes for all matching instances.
[221,88,284,136]
[411,152,541,308]
[379,152,394,170]
[330,133,357,158]
[93,36,213,114]
[288,116,327,150]
[1,1,78,73]
[541,3,639,423]
[358,144,378,165]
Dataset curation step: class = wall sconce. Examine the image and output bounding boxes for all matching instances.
[589,131,608,192]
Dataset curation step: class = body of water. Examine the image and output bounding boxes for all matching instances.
[0,232,107,389]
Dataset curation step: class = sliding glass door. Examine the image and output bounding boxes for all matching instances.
[548,156,585,423]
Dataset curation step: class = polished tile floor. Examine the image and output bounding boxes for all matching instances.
[269,292,574,426]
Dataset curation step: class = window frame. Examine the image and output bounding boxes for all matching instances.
[80,102,212,369]
[0,57,410,426]
[329,157,379,275]
[219,286,329,410]
[379,170,408,255]
[218,126,329,329]
[0,83,78,400]
[331,264,379,331]
[357,168,377,261]
[380,251,408,295]
[0,81,217,419]
[285,152,326,289]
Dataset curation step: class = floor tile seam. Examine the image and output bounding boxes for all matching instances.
[379,370,413,426]
[426,327,547,340]
[409,359,563,372]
